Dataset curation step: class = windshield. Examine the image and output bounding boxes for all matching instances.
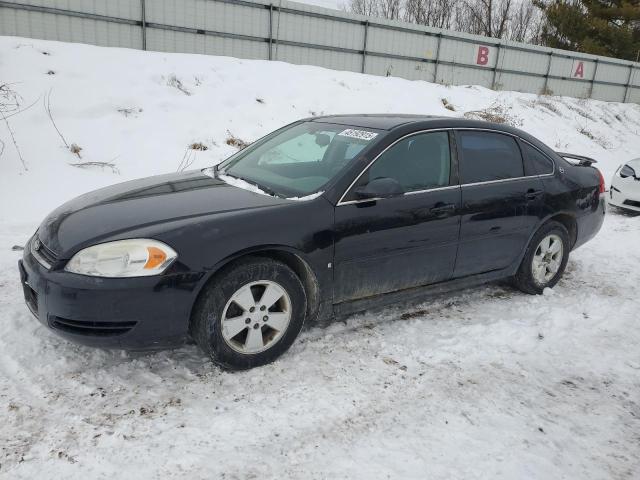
[217,122,382,197]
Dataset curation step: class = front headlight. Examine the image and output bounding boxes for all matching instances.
[64,239,178,277]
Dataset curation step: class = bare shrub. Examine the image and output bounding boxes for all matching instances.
[225,131,250,150]
[166,75,191,96]
[44,89,69,149]
[177,148,195,172]
[177,142,209,172]
[0,83,28,170]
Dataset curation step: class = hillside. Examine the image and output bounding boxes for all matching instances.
[2,36,640,221]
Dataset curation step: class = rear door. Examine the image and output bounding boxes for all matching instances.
[333,130,461,303]
[453,130,544,277]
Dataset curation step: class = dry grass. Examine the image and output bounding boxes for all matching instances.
[189,142,208,151]
[527,97,561,115]
[441,98,455,111]
[117,107,143,117]
[464,105,523,127]
[69,143,82,158]
[225,131,249,150]
[69,161,119,174]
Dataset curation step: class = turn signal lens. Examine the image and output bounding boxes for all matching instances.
[145,246,167,269]
[65,239,177,278]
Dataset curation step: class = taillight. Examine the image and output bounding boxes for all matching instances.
[596,168,605,194]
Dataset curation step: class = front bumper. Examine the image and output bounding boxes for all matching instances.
[19,244,203,350]
[609,186,640,212]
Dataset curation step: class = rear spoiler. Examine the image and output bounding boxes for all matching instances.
[556,152,598,166]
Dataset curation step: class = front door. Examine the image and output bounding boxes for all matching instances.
[333,130,461,303]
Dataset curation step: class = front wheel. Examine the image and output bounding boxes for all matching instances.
[513,221,570,295]
[190,257,307,370]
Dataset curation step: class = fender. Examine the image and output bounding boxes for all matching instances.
[503,210,578,277]
[190,243,326,323]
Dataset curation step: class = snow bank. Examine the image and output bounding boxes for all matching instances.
[3,36,640,222]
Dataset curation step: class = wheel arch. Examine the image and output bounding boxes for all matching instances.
[190,245,322,324]
[545,212,578,249]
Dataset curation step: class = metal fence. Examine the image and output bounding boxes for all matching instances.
[2,0,640,103]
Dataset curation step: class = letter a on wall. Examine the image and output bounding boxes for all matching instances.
[573,61,584,78]
[476,45,491,66]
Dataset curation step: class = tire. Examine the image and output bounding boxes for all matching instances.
[512,221,570,295]
[190,257,307,370]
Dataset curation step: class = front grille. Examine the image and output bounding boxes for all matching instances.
[49,317,137,337]
[31,236,59,269]
[623,199,640,208]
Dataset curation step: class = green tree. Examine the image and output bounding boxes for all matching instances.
[536,0,640,60]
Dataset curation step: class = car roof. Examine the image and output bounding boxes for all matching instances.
[309,114,521,134]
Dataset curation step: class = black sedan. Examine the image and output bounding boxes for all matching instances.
[19,115,606,369]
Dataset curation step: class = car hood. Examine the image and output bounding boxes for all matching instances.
[624,158,640,169]
[38,170,288,256]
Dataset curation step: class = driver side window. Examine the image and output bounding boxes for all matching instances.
[351,131,451,198]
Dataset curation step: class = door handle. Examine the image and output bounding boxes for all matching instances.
[430,203,456,216]
[525,189,544,200]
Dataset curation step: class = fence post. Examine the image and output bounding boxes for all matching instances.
[491,42,501,90]
[589,59,599,98]
[361,21,369,74]
[140,0,147,50]
[624,64,634,103]
[268,4,273,60]
[432,33,442,84]
[542,51,553,94]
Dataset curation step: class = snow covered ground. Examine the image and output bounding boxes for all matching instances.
[1,36,639,479]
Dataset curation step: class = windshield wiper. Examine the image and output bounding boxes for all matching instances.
[222,172,282,198]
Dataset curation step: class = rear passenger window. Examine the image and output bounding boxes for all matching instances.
[458,131,524,183]
[522,142,554,175]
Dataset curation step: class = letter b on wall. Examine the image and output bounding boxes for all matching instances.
[476,45,492,66]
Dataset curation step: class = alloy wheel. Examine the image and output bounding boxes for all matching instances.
[531,234,564,286]
[221,280,292,354]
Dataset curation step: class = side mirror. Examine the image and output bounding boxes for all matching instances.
[353,177,404,200]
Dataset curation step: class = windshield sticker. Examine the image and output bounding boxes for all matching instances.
[337,129,378,141]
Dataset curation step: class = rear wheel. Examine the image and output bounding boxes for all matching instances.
[191,257,307,370]
[513,221,570,295]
